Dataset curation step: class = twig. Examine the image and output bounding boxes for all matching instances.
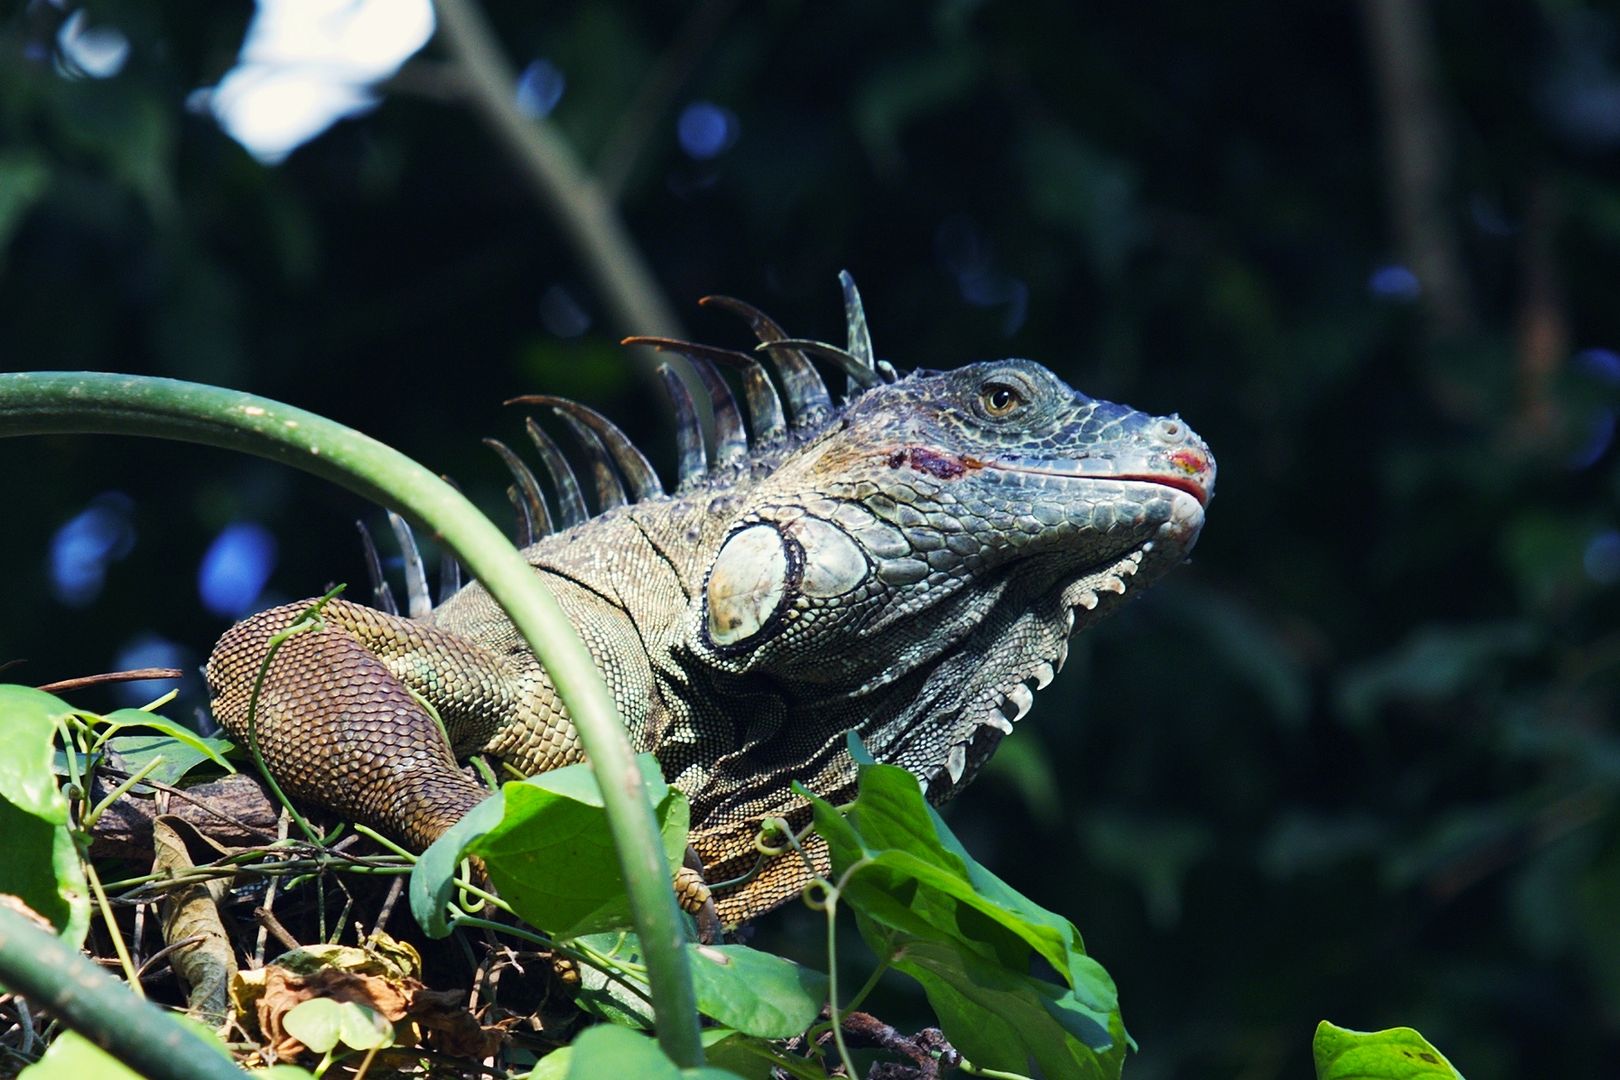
[11,995,37,1057]
[35,668,183,694]
[85,861,143,999]
[371,875,405,938]
[133,934,207,981]
[255,811,292,967]
[253,907,303,953]
[326,886,355,945]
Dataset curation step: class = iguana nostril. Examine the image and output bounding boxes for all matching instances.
[1155,418,1184,442]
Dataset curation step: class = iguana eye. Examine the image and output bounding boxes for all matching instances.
[980,383,1024,417]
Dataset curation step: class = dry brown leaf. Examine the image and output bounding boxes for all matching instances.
[407,987,502,1060]
[230,934,500,1062]
[256,966,411,1058]
[152,815,238,1024]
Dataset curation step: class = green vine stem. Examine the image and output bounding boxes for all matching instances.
[0,371,704,1068]
[0,899,244,1080]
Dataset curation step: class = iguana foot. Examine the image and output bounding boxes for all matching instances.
[673,864,723,944]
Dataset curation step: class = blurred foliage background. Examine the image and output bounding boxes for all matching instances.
[3,1,1619,1076]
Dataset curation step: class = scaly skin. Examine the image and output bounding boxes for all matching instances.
[206,299,1215,925]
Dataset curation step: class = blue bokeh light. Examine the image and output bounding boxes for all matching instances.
[515,58,565,118]
[1367,264,1422,302]
[1568,407,1616,470]
[49,492,136,607]
[934,216,1028,335]
[539,284,590,338]
[1584,530,1620,585]
[1575,347,1620,385]
[1538,15,1620,152]
[198,522,278,618]
[677,101,738,160]
[1468,194,1519,237]
[111,634,191,708]
[959,271,1030,337]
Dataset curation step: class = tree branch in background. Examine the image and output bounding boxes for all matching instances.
[428,0,685,347]
[1360,0,1476,339]
[1513,179,1567,441]
[595,0,740,202]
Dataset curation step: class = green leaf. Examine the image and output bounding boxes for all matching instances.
[568,936,826,1039]
[686,944,828,1038]
[282,998,394,1053]
[704,1029,826,1080]
[96,710,236,775]
[899,939,1127,1080]
[0,686,74,824]
[566,1024,679,1078]
[471,757,687,937]
[529,1024,745,1079]
[1313,1021,1466,1080]
[411,755,688,939]
[805,758,1126,1078]
[410,791,510,938]
[103,733,238,788]
[569,932,654,1030]
[17,1030,143,1080]
[18,1015,239,1078]
[811,762,1114,1010]
[0,798,89,946]
[0,687,89,944]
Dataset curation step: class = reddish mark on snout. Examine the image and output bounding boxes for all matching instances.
[885,446,984,480]
[1168,448,1209,477]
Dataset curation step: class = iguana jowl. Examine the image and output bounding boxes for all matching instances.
[205,276,1215,925]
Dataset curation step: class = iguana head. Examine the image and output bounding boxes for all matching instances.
[625,277,1214,804]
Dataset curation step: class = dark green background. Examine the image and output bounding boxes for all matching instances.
[3,2,1618,1076]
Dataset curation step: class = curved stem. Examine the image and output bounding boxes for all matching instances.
[0,900,243,1080]
[0,371,704,1068]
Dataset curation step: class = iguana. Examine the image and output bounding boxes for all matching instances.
[205,275,1214,926]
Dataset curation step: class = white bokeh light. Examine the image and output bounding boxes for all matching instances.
[201,0,435,164]
[56,9,131,79]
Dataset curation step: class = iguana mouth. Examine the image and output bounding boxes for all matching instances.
[887,441,1215,507]
[982,459,1213,507]
[1115,473,1210,506]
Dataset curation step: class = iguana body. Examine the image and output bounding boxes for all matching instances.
[206,279,1215,924]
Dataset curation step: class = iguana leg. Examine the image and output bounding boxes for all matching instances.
[206,600,507,850]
